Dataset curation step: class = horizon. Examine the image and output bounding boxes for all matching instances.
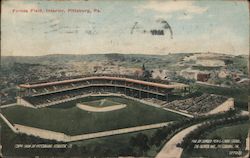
[1,0,249,56]
[1,51,248,57]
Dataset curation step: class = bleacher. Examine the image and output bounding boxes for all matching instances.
[26,73,170,86]
[164,94,227,114]
[23,85,169,107]
[23,77,175,97]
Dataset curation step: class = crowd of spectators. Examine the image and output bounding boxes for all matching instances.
[25,87,91,106]
[26,73,170,86]
[164,93,227,114]
[143,98,167,106]
[24,86,167,107]
[27,78,171,97]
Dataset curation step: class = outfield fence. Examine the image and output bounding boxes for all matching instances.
[0,113,18,133]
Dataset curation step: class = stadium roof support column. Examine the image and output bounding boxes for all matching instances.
[166,93,168,102]
[139,89,141,99]
[157,87,159,100]
[147,85,149,98]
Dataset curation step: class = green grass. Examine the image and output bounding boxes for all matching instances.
[181,121,249,158]
[0,117,61,157]
[2,96,185,135]
[230,56,248,75]
[0,115,161,157]
[205,121,249,139]
[71,128,160,157]
[81,98,121,107]
[191,65,221,71]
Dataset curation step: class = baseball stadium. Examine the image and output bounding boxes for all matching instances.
[0,74,192,141]
[0,74,232,143]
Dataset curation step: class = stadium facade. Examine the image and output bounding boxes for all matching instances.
[17,74,189,108]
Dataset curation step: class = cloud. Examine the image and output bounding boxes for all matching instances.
[178,26,249,54]
[137,1,208,14]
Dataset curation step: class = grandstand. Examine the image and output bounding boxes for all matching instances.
[17,75,189,108]
[164,93,229,114]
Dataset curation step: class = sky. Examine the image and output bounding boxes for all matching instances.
[1,0,249,56]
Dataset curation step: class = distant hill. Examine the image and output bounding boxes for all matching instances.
[1,52,247,72]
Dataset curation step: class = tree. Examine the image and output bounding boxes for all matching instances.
[129,133,150,154]
[118,146,134,156]
[143,70,152,80]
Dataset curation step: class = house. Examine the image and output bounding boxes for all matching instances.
[197,73,210,82]
[180,68,210,82]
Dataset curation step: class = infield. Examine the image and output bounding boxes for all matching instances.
[76,98,127,112]
[81,99,122,107]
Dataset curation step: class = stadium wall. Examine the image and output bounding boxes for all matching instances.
[14,124,69,142]
[37,93,124,108]
[17,97,35,108]
[0,113,18,133]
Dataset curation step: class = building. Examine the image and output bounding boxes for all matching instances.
[197,73,210,82]
[17,74,189,108]
[180,68,210,82]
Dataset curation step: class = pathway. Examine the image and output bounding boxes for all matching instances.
[156,123,202,158]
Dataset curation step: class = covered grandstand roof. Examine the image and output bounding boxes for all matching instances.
[19,76,189,89]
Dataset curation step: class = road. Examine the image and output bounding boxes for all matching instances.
[156,110,249,158]
[156,123,202,158]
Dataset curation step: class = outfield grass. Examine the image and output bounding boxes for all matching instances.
[2,96,186,135]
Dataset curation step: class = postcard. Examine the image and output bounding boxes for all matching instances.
[0,0,249,157]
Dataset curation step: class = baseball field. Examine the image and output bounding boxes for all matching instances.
[2,96,186,135]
